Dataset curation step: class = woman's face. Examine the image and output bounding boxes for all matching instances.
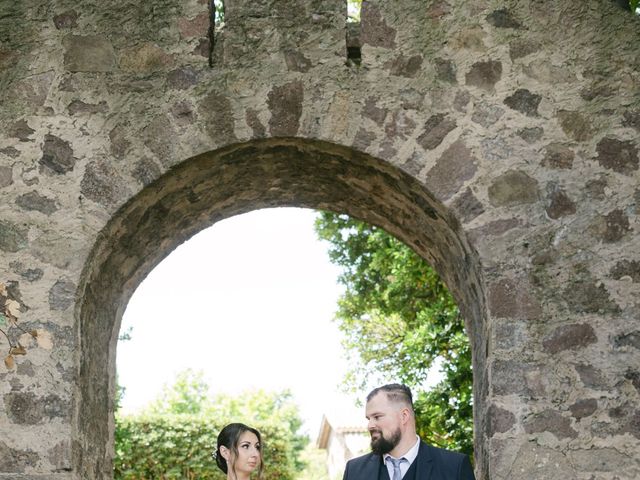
[232,430,261,475]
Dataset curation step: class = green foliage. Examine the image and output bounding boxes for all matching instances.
[631,0,639,13]
[297,444,329,480]
[314,212,473,456]
[114,415,296,479]
[116,370,310,477]
[147,369,211,415]
[213,0,224,25]
[347,0,363,22]
[204,389,308,471]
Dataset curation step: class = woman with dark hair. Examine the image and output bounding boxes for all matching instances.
[214,423,264,480]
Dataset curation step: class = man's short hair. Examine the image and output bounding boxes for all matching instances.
[366,383,414,411]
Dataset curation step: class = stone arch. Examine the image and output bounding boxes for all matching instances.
[75,137,487,478]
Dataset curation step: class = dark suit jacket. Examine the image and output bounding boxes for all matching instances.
[342,441,476,480]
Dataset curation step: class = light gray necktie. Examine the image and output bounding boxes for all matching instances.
[387,456,405,480]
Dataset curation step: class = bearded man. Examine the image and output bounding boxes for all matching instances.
[342,384,476,480]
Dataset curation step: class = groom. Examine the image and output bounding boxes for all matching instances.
[342,384,476,480]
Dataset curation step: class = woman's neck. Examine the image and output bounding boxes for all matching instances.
[228,472,250,480]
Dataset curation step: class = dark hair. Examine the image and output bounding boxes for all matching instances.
[366,383,414,411]
[214,423,264,479]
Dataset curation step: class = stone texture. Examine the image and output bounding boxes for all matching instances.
[492,360,546,397]
[361,3,397,48]
[63,35,116,72]
[119,43,174,73]
[200,91,238,144]
[0,146,20,158]
[166,67,198,90]
[486,8,522,29]
[471,103,504,128]
[9,262,44,282]
[451,188,484,223]
[487,404,516,435]
[575,363,609,390]
[488,170,540,206]
[9,120,35,141]
[610,260,640,282]
[0,221,28,253]
[67,99,108,115]
[0,166,13,188]
[48,279,76,311]
[509,39,541,60]
[591,209,631,243]
[543,323,597,354]
[504,89,541,117]
[384,54,423,78]
[563,279,620,314]
[109,125,131,159]
[363,97,387,126]
[0,441,39,473]
[614,331,640,350]
[53,10,78,29]
[624,371,640,393]
[80,160,132,210]
[132,159,161,186]
[245,108,266,138]
[4,392,69,425]
[517,126,543,143]
[470,218,521,239]
[557,110,592,141]
[268,80,303,137]
[567,447,639,472]
[623,110,640,131]
[353,128,376,151]
[39,134,75,175]
[541,143,574,169]
[433,57,456,83]
[424,141,477,200]
[416,114,456,150]
[465,60,502,91]
[569,398,598,420]
[545,187,576,219]
[143,116,177,165]
[284,50,312,72]
[16,191,58,215]
[171,100,196,126]
[524,410,578,439]
[596,137,639,175]
[488,277,541,320]
[178,11,209,39]
[2,2,640,479]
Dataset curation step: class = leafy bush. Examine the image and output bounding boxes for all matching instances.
[114,414,297,479]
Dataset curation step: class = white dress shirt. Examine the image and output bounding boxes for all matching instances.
[383,435,421,479]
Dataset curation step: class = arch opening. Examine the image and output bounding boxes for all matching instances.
[74,137,487,478]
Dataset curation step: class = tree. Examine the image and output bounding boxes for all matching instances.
[116,369,311,477]
[314,212,473,456]
[147,369,211,415]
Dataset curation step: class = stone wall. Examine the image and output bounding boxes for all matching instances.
[1,0,639,478]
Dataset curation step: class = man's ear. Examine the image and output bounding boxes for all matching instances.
[401,407,411,425]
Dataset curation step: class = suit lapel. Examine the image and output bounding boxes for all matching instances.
[414,442,435,479]
[361,453,383,480]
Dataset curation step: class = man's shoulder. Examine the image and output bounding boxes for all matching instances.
[420,442,468,461]
[346,451,377,466]
[419,442,475,479]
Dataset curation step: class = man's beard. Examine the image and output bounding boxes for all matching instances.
[370,427,401,455]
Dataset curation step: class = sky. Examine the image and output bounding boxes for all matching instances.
[116,207,367,436]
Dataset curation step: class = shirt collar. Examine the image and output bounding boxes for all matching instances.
[383,435,421,464]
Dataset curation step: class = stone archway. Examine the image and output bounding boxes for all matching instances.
[2,0,640,478]
[75,137,487,478]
